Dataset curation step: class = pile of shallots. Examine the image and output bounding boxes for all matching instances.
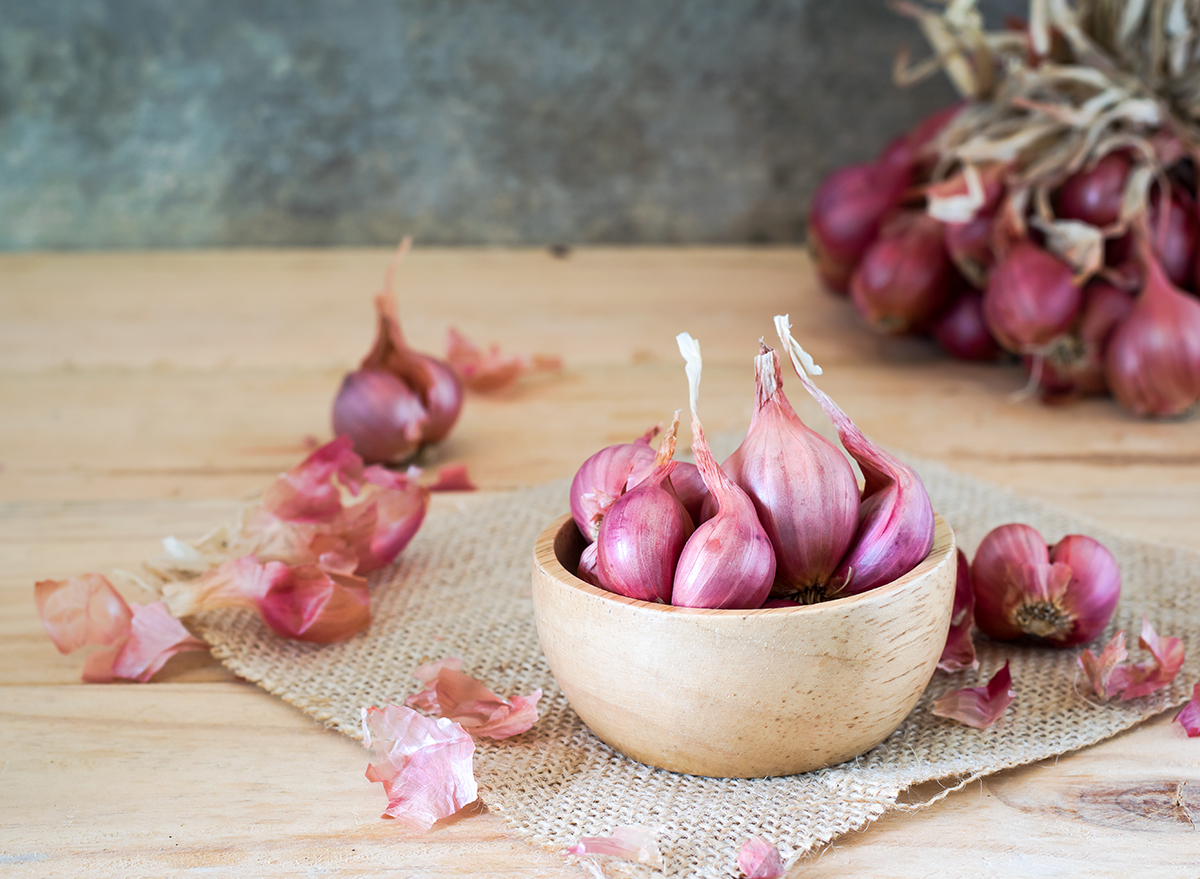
[569,316,935,609]
[808,1,1200,417]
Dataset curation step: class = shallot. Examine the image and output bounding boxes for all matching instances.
[932,661,1015,728]
[982,241,1083,353]
[722,343,859,603]
[931,290,1004,362]
[595,413,695,603]
[569,427,657,542]
[1106,235,1200,416]
[333,239,464,463]
[807,162,909,294]
[672,333,776,609]
[775,316,935,596]
[971,524,1120,647]
[850,211,954,334]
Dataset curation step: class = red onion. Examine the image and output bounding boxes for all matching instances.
[971,524,1120,647]
[1033,280,1133,399]
[569,427,657,542]
[932,290,1004,361]
[940,164,1006,284]
[595,415,695,603]
[722,343,860,602]
[982,241,1083,353]
[332,369,429,464]
[672,333,775,609]
[1054,151,1131,229]
[1149,185,1197,289]
[775,317,935,596]
[576,541,602,588]
[333,240,464,462]
[807,162,909,294]
[850,212,954,334]
[363,287,464,445]
[1106,235,1200,416]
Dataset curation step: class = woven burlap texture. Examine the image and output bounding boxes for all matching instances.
[188,456,1199,879]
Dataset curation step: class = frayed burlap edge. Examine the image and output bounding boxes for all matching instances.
[183,456,1199,879]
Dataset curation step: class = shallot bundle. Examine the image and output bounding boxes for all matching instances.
[568,320,936,609]
[807,0,1200,418]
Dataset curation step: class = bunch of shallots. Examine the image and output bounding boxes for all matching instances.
[808,1,1200,417]
[569,317,936,609]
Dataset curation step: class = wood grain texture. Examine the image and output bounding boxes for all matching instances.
[532,515,956,777]
[3,247,1199,877]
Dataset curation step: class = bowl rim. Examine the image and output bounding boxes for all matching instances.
[534,512,956,619]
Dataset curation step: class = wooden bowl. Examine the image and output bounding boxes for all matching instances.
[531,513,957,778]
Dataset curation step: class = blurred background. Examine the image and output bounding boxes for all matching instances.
[0,0,1021,250]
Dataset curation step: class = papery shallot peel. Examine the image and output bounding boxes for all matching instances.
[361,704,477,830]
[722,343,859,602]
[774,316,935,596]
[938,549,978,673]
[1079,617,1184,700]
[932,661,1015,729]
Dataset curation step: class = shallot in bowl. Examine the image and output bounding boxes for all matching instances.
[530,512,957,778]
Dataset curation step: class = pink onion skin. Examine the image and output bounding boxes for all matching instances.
[983,242,1083,352]
[1054,151,1131,229]
[1106,239,1200,417]
[971,524,1120,648]
[850,212,954,334]
[808,162,909,294]
[332,369,429,464]
[569,434,657,542]
[932,290,1004,362]
[938,549,978,672]
[723,346,859,599]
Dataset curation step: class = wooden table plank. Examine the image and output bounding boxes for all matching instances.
[3,247,1199,878]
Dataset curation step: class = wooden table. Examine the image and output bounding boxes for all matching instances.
[3,248,1199,876]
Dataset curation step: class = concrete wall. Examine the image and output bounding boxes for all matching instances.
[0,1,1020,249]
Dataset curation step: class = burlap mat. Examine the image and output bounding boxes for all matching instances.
[186,455,1199,878]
